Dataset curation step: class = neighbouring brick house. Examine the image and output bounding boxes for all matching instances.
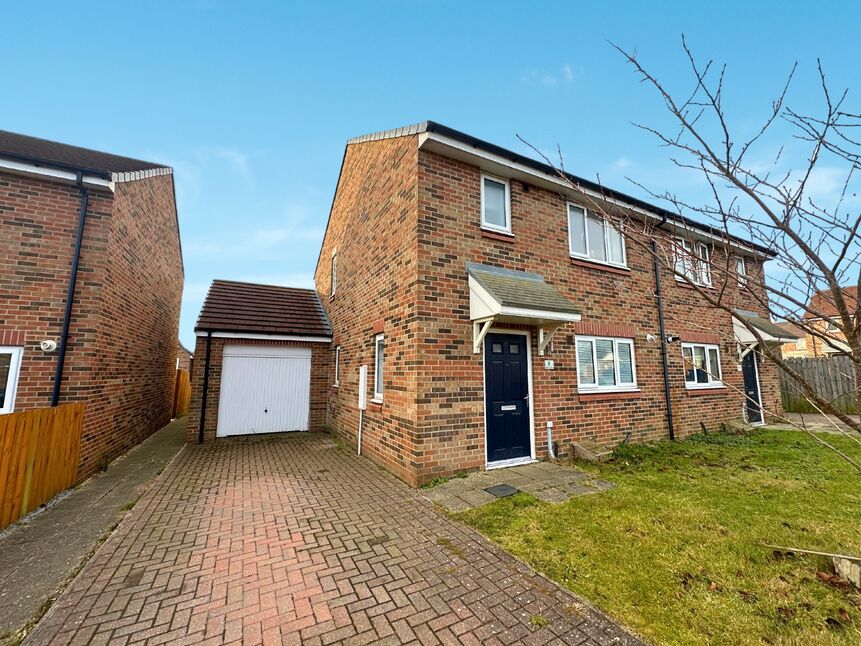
[189,121,796,487]
[0,130,183,480]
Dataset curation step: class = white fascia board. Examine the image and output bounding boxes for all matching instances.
[195,331,332,343]
[420,133,764,258]
[0,157,113,191]
[468,275,502,320]
[499,306,581,322]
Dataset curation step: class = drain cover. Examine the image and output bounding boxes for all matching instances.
[484,483,519,497]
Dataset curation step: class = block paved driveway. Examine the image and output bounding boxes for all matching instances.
[27,434,641,645]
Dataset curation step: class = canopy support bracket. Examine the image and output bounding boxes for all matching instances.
[473,317,495,354]
[538,324,562,356]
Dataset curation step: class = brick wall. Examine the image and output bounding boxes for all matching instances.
[0,170,183,480]
[186,337,330,443]
[313,135,421,485]
[176,340,193,372]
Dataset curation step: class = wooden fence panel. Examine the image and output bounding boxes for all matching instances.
[779,356,858,414]
[173,369,191,418]
[0,403,84,531]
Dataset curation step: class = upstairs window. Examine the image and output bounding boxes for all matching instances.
[576,336,637,392]
[373,333,385,401]
[481,175,511,234]
[331,251,338,296]
[0,346,23,415]
[682,343,722,388]
[736,257,748,288]
[568,204,626,267]
[674,238,712,286]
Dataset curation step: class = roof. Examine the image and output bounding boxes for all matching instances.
[734,309,801,340]
[348,121,773,257]
[195,280,332,337]
[777,322,805,340]
[467,263,580,316]
[806,286,858,320]
[0,129,168,179]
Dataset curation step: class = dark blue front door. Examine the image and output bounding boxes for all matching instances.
[742,351,763,424]
[484,333,531,463]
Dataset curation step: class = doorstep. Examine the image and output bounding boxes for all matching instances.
[423,460,614,512]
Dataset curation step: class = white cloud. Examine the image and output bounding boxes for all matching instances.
[523,63,578,87]
[612,157,632,171]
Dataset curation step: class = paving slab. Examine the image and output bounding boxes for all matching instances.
[25,433,641,645]
[424,460,614,511]
[0,417,186,643]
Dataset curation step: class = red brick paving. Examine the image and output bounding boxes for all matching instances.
[26,434,642,645]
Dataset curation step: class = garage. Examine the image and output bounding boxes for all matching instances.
[189,279,332,443]
[216,345,312,437]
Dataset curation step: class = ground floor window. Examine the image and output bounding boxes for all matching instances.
[0,346,23,414]
[682,342,722,388]
[575,336,637,392]
[373,333,384,401]
[333,345,341,387]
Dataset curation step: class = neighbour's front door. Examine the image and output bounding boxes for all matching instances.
[742,351,763,424]
[484,333,531,463]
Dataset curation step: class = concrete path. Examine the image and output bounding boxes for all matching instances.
[0,418,186,644]
[423,461,613,512]
[26,433,641,645]
[767,412,861,435]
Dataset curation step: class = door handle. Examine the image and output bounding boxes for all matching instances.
[524,393,530,401]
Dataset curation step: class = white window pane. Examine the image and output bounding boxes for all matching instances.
[708,348,721,381]
[595,339,616,386]
[587,214,606,262]
[693,346,708,383]
[617,342,634,384]
[577,340,595,385]
[683,347,695,382]
[568,205,587,255]
[0,353,10,408]
[607,226,625,265]
[697,243,711,285]
[375,338,384,395]
[483,178,507,228]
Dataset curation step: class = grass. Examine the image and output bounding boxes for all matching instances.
[457,428,861,646]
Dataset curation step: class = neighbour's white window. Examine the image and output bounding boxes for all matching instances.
[568,204,626,267]
[796,337,807,350]
[736,257,747,288]
[331,251,338,296]
[0,346,24,415]
[481,175,511,234]
[674,238,712,286]
[682,343,722,388]
[575,336,637,392]
[333,345,341,387]
[373,333,384,401]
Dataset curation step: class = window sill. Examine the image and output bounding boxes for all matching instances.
[685,385,725,395]
[481,228,515,242]
[675,280,714,291]
[578,389,642,402]
[569,256,630,275]
[370,397,383,405]
[332,383,339,389]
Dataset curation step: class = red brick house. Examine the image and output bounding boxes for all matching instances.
[0,130,183,480]
[190,121,793,487]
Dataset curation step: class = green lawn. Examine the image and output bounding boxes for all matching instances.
[458,429,861,645]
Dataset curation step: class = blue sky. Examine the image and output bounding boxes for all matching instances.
[2,1,858,347]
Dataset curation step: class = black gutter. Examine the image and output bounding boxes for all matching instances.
[652,219,675,441]
[0,151,114,180]
[197,332,213,444]
[51,173,89,406]
[423,121,775,257]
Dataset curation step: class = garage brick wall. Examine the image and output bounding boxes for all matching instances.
[186,337,330,443]
[0,171,183,480]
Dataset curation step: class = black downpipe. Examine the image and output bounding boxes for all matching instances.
[652,237,675,441]
[51,173,89,407]
[197,332,213,443]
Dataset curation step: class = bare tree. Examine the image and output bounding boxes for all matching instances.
[521,36,861,471]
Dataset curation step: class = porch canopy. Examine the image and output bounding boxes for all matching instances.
[467,262,581,355]
[733,309,800,355]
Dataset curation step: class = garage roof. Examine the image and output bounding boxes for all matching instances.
[196,280,331,338]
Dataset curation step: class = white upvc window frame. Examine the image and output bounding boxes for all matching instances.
[330,250,338,296]
[333,345,341,387]
[0,346,24,415]
[681,342,723,389]
[567,203,628,268]
[736,256,747,288]
[674,238,712,287]
[480,174,511,235]
[372,333,384,402]
[575,335,638,393]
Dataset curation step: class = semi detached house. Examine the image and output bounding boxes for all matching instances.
[190,121,796,487]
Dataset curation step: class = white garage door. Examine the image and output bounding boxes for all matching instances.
[216,345,312,437]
